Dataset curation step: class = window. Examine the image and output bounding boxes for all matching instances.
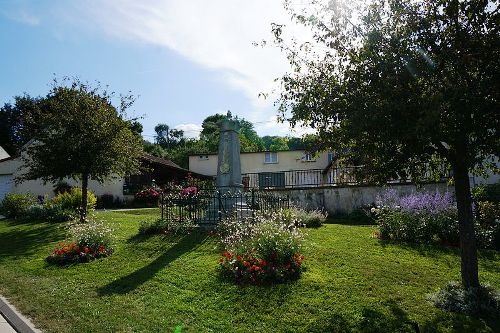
[328,152,335,162]
[302,152,316,162]
[264,152,278,164]
[198,155,209,160]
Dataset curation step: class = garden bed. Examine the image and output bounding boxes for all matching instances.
[0,210,498,332]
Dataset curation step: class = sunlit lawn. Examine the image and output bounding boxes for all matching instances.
[0,209,498,332]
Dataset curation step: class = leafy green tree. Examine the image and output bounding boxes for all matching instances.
[200,113,264,152]
[154,124,185,149]
[0,95,44,156]
[262,136,290,151]
[275,0,499,289]
[18,79,143,222]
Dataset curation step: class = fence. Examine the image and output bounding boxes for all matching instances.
[242,166,451,189]
[242,167,364,189]
[160,189,290,225]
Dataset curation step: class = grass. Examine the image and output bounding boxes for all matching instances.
[0,209,498,333]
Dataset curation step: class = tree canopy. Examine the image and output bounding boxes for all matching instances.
[274,0,499,289]
[19,79,143,222]
[0,95,44,156]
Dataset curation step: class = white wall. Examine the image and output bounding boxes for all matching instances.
[0,157,125,199]
[275,183,451,213]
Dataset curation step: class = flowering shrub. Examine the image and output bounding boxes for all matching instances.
[181,186,198,196]
[46,241,111,265]
[293,207,327,228]
[134,187,161,206]
[47,219,114,265]
[220,251,304,284]
[374,189,500,249]
[218,213,306,284]
[428,281,500,317]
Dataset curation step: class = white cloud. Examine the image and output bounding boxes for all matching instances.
[64,0,314,107]
[174,123,202,139]
[253,116,316,137]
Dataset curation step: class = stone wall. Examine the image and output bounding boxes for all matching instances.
[268,183,450,214]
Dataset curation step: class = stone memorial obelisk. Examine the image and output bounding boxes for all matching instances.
[216,111,243,192]
[201,111,245,225]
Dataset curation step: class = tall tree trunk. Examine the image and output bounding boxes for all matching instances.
[452,158,480,289]
[80,173,89,223]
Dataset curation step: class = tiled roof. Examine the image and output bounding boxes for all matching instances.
[142,154,187,171]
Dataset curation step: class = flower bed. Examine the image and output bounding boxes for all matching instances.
[219,251,304,284]
[46,220,114,265]
[218,210,306,285]
[373,189,500,249]
[46,241,112,265]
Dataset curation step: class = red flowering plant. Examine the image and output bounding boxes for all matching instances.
[218,211,306,284]
[134,187,162,207]
[46,220,114,265]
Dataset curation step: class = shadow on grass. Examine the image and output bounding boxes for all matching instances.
[97,231,208,295]
[326,217,376,226]
[307,299,419,333]
[126,232,158,244]
[377,238,461,258]
[420,309,498,333]
[0,222,64,263]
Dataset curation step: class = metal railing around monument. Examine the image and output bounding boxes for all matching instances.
[160,188,290,225]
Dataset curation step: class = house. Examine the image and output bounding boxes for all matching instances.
[0,146,9,160]
[190,149,499,190]
[0,147,196,201]
[189,150,340,189]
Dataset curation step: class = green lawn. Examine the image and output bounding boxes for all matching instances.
[0,209,499,333]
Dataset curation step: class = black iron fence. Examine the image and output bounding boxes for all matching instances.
[160,189,290,225]
[241,166,451,189]
[242,167,363,189]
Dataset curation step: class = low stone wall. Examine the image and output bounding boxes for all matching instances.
[268,183,450,214]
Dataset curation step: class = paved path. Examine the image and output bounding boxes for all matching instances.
[0,296,41,333]
[0,314,16,333]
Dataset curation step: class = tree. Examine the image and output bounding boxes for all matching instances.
[200,113,265,152]
[0,95,44,156]
[275,0,499,289]
[262,136,290,151]
[18,79,143,222]
[154,124,185,149]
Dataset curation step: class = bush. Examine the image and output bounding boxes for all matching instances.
[50,187,97,212]
[428,281,500,317]
[97,193,115,209]
[138,217,196,235]
[47,220,114,265]
[293,207,327,228]
[218,214,306,284]
[134,187,161,207]
[22,204,75,223]
[472,183,500,203]
[374,189,500,249]
[0,193,37,218]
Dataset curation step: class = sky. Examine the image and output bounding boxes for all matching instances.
[0,0,318,140]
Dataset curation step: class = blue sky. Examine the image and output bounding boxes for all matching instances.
[0,0,316,139]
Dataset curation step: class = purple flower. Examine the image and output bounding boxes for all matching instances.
[377,189,454,213]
